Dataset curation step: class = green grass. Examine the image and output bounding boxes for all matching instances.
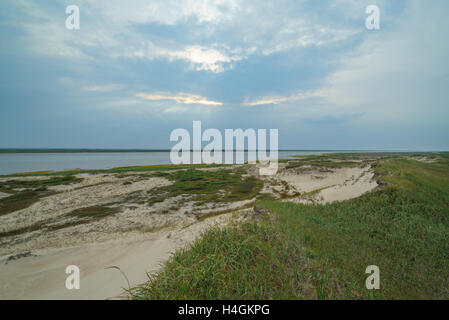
[0,175,82,191]
[0,190,55,216]
[286,159,360,169]
[133,155,449,299]
[0,163,229,178]
[0,175,83,216]
[66,205,119,219]
[149,169,263,206]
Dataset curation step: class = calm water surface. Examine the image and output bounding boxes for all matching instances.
[0,151,327,175]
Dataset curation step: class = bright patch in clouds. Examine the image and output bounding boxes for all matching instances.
[168,46,242,73]
[244,90,328,106]
[136,93,223,106]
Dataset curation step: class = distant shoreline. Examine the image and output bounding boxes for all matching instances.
[0,149,443,154]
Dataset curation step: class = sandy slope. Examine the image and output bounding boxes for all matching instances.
[0,212,237,300]
[258,164,377,204]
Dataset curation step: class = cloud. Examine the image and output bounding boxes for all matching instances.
[244,90,327,106]
[167,46,242,73]
[85,84,123,92]
[9,0,362,74]
[94,0,241,26]
[122,44,243,73]
[3,1,449,150]
[136,92,223,106]
[319,0,449,121]
[262,25,360,55]
[244,98,288,106]
[163,106,189,113]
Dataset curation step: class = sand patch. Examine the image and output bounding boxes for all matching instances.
[406,156,438,163]
[0,192,10,200]
[0,210,242,300]
[0,176,52,182]
[307,167,377,203]
[0,176,173,255]
[259,165,377,204]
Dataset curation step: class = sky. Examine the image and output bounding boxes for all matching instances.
[0,0,448,150]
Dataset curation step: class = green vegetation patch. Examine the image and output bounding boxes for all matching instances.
[0,219,48,238]
[0,175,82,191]
[133,220,316,299]
[0,163,229,178]
[66,205,119,219]
[0,176,83,216]
[286,159,360,169]
[45,205,120,232]
[134,155,449,299]
[0,190,55,216]
[149,169,263,205]
[0,205,119,239]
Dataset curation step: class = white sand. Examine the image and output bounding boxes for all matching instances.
[258,164,377,204]
[0,192,10,200]
[0,211,237,300]
[285,166,377,203]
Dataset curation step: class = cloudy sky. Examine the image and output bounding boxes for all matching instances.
[0,0,448,150]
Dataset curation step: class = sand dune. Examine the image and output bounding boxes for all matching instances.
[0,162,378,299]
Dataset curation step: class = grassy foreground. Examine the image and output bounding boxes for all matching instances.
[133,154,449,299]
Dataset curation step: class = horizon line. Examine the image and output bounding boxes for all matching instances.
[0,148,447,153]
